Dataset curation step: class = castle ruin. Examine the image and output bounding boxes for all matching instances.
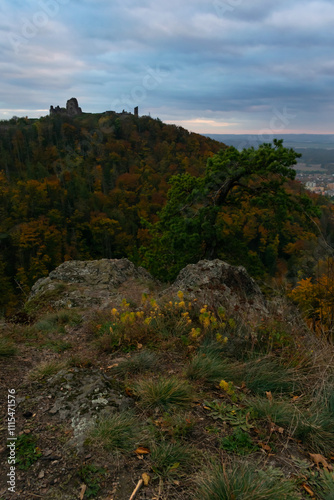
[50,98,82,117]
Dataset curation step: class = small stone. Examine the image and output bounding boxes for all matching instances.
[24,429,31,434]
[38,471,45,479]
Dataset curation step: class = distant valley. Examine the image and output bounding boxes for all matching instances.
[205,133,334,197]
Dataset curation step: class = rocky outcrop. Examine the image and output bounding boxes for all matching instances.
[26,258,158,311]
[161,259,267,314]
[26,258,267,315]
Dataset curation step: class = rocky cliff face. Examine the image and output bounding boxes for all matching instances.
[26,258,267,315]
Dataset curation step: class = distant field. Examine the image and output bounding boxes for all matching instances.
[204,134,334,172]
[205,133,334,150]
[296,163,326,172]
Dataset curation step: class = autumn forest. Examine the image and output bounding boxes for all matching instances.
[1,112,334,331]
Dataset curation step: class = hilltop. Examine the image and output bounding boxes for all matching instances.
[0,112,221,314]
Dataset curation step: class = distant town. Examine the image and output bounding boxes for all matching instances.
[296,170,334,198]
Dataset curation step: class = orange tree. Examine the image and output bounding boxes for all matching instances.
[289,258,334,336]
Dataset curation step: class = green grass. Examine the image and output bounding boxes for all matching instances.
[34,310,82,333]
[294,406,334,455]
[42,339,73,353]
[111,350,159,375]
[16,434,42,470]
[134,376,194,411]
[250,396,334,455]
[77,464,107,498]
[148,412,196,441]
[0,337,17,357]
[249,397,295,429]
[242,356,298,395]
[196,462,299,500]
[86,412,141,452]
[186,353,296,395]
[28,360,65,381]
[221,429,259,455]
[313,470,334,500]
[185,354,232,384]
[150,441,196,478]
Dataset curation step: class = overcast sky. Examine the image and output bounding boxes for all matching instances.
[1,0,334,134]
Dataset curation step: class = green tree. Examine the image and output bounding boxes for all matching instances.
[139,140,319,280]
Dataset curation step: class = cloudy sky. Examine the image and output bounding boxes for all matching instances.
[1,0,334,133]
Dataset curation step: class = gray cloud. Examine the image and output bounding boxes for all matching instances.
[0,0,333,132]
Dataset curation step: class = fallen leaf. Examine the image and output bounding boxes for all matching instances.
[302,483,315,497]
[259,442,271,452]
[309,453,333,471]
[278,427,284,434]
[135,447,150,455]
[79,484,87,500]
[125,387,134,396]
[266,391,273,402]
[142,473,150,486]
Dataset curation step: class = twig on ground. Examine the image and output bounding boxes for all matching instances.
[129,479,143,500]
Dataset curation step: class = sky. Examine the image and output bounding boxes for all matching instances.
[1,0,334,134]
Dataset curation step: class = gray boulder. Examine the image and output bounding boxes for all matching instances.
[161,259,267,314]
[27,258,157,311]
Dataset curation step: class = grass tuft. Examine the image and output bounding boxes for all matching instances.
[134,376,194,411]
[86,412,141,452]
[150,441,195,478]
[250,396,334,455]
[28,361,65,381]
[196,461,299,500]
[185,354,231,384]
[111,350,159,376]
[0,337,18,357]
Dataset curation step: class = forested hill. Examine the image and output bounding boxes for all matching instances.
[0,112,222,313]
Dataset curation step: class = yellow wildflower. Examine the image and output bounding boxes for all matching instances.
[219,380,229,391]
[111,308,118,316]
[177,291,184,300]
[121,299,130,309]
[203,317,210,329]
[190,327,201,339]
